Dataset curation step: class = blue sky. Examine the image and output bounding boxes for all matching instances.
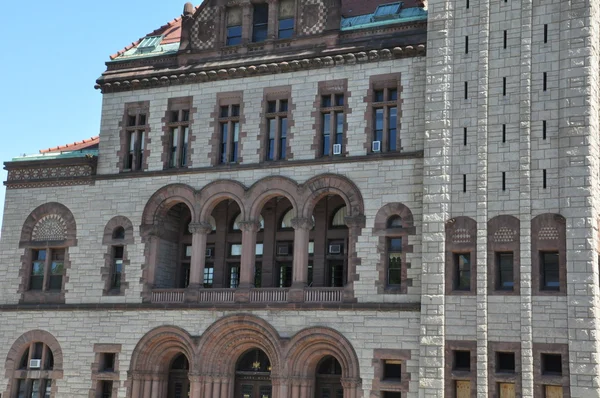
[0,1,188,227]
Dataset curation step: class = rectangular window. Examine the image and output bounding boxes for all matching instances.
[503,124,506,143]
[542,354,562,375]
[278,0,295,39]
[496,352,516,373]
[277,262,292,287]
[502,171,506,191]
[383,360,402,381]
[123,111,148,171]
[453,350,471,371]
[166,107,191,168]
[226,7,242,45]
[503,77,507,96]
[465,35,468,54]
[265,99,289,161]
[320,93,345,156]
[464,81,468,99]
[463,127,467,146]
[101,380,113,398]
[203,265,214,288]
[371,87,398,152]
[503,30,507,49]
[454,253,471,291]
[30,249,46,290]
[229,264,240,288]
[252,3,269,42]
[463,174,467,192]
[387,238,402,286]
[543,169,547,189]
[101,353,116,372]
[219,104,241,164]
[543,72,547,91]
[496,252,514,291]
[544,24,548,43]
[543,120,547,140]
[111,246,124,290]
[541,251,559,291]
[30,248,65,292]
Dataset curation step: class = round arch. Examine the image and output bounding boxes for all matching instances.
[300,174,364,219]
[20,202,77,245]
[141,184,197,225]
[4,330,64,398]
[129,326,196,374]
[285,327,360,380]
[247,176,300,221]
[196,314,282,377]
[197,180,247,222]
[102,215,135,245]
[373,203,415,231]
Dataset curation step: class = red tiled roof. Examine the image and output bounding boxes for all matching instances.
[110,0,424,59]
[341,0,422,17]
[39,136,100,154]
[110,7,199,60]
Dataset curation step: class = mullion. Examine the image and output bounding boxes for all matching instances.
[43,248,51,292]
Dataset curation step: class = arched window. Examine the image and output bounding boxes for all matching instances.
[208,215,217,232]
[373,203,415,294]
[331,206,347,227]
[19,203,77,304]
[168,354,190,398]
[387,215,402,228]
[315,356,342,398]
[102,216,134,295]
[280,208,294,229]
[6,331,63,398]
[235,349,272,398]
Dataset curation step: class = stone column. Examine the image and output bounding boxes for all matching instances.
[212,377,222,398]
[188,222,214,287]
[343,215,365,302]
[131,373,142,398]
[140,224,160,302]
[238,220,261,288]
[142,377,152,398]
[150,376,161,398]
[189,374,202,398]
[204,376,214,398]
[267,0,278,40]
[289,217,313,302]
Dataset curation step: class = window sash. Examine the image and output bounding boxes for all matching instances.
[497,252,514,290]
[541,252,560,290]
[455,253,471,290]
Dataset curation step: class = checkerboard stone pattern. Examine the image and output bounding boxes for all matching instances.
[191,6,218,50]
[300,0,326,35]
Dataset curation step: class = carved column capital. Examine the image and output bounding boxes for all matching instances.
[238,220,262,232]
[344,214,366,229]
[291,217,314,231]
[140,223,162,238]
[189,221,213,235]
[340,378,362,389]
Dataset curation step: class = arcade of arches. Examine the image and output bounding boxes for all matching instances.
[128,315,362,398]
[140,175,367,302]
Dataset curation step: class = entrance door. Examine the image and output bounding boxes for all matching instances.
[315,356,343,398]
[168,354,190,398]
[235,349,272,398]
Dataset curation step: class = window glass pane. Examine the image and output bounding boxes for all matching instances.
[267,118,276,161]
[375,108,384,141]
[256,243,264,256]
[278,18,294,39]
[181,127,189,167]
[231,105,240,117]
[182,110,190,122]
[227,26,242,45]
[308,241,314,254]
[281,209,294,228]
[280,118,287,160]
[220,106,229,118]
[220,123,228,163]
[389,107,397,151]
[170,128,178,167]
[279,100,288,112]
[204,266,214,287]
[128,115,137,127]
[335,94,344,106]
[497,252,514,290]
[389,238,402,252]
[138,114,146,125]
[44,380,52,398]
[455,253,471,290]
[335,111,344,139]
[252,4,269,42]
[17,379,27,398]
[31,379,41,397]
[374,90,384,102]
[230,244,242,256]
[322,95,331,107]
[322,113,331,155]
[389,89,398,101]
[542,252,560,290]
[267,101,277,113]
[331,206,347,226]
[171,110,179,122]
[229,264,240,288]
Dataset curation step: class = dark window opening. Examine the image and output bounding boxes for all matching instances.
[496,252,514,291]
[543,72,547,91]
[101,353,116,372]
[465,36,469,54]
[503,30,507,49]
[453,350,471,371]
[454,253,471,291]
[544,24,548,43]
[496,352,515,373]
[502,124,506,143]
[252,4,269,42]
[463,127,467,146]
[503,77,506,96]
[383,360,402,381]
[463,174,467,193]
[502,172,506,191]
[542,354,562,375]
[543,120,547,140]
[464,81,468,99]
[100,381,113,398]
[387,238,402,286]
[543,169,547,189]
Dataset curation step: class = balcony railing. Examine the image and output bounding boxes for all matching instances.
[304,287,344,303]
[250,288,288,302]
[150,287,344,304]
[198,288,235,303]
[151,289,185,303]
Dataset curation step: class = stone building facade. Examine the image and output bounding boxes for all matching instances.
[1,0,599,397]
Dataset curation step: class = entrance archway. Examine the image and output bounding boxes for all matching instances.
[234,349,272,398]
[314,356,343,398]
[168,354,190,398]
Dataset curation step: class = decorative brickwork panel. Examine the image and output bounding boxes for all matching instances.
[190,7,219,50]
[32,215,68,242]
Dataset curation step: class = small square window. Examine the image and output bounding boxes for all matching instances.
[182,110,190,122]
[382,392,401,398]
[383,360,401,381]
[138,114,146,125]
[231,105,240,117]
[127,115,137,126]
[101,353,116,372]
[335,94,344,106]
[279,100,288,112]
[171,110,179,122]
[388,89,398,101]
[100,380,113,398]
[220,106,229,118]
[267,101,277,113]
[453,350,470,371]
[542,353,562,375]
[374,90,384,102]
[496,352,515,373]
[322,95,332,107]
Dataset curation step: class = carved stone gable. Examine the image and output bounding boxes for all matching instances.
[32,215,67,242]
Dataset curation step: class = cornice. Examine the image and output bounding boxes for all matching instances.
[4,156,98,189]
[96,44,426,94]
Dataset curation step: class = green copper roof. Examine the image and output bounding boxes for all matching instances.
[11,150,99,162]
[341,6,427,31]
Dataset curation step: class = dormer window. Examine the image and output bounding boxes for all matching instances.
[226,7,242,45]
[278,0,295,39]
[252,4,269,42]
